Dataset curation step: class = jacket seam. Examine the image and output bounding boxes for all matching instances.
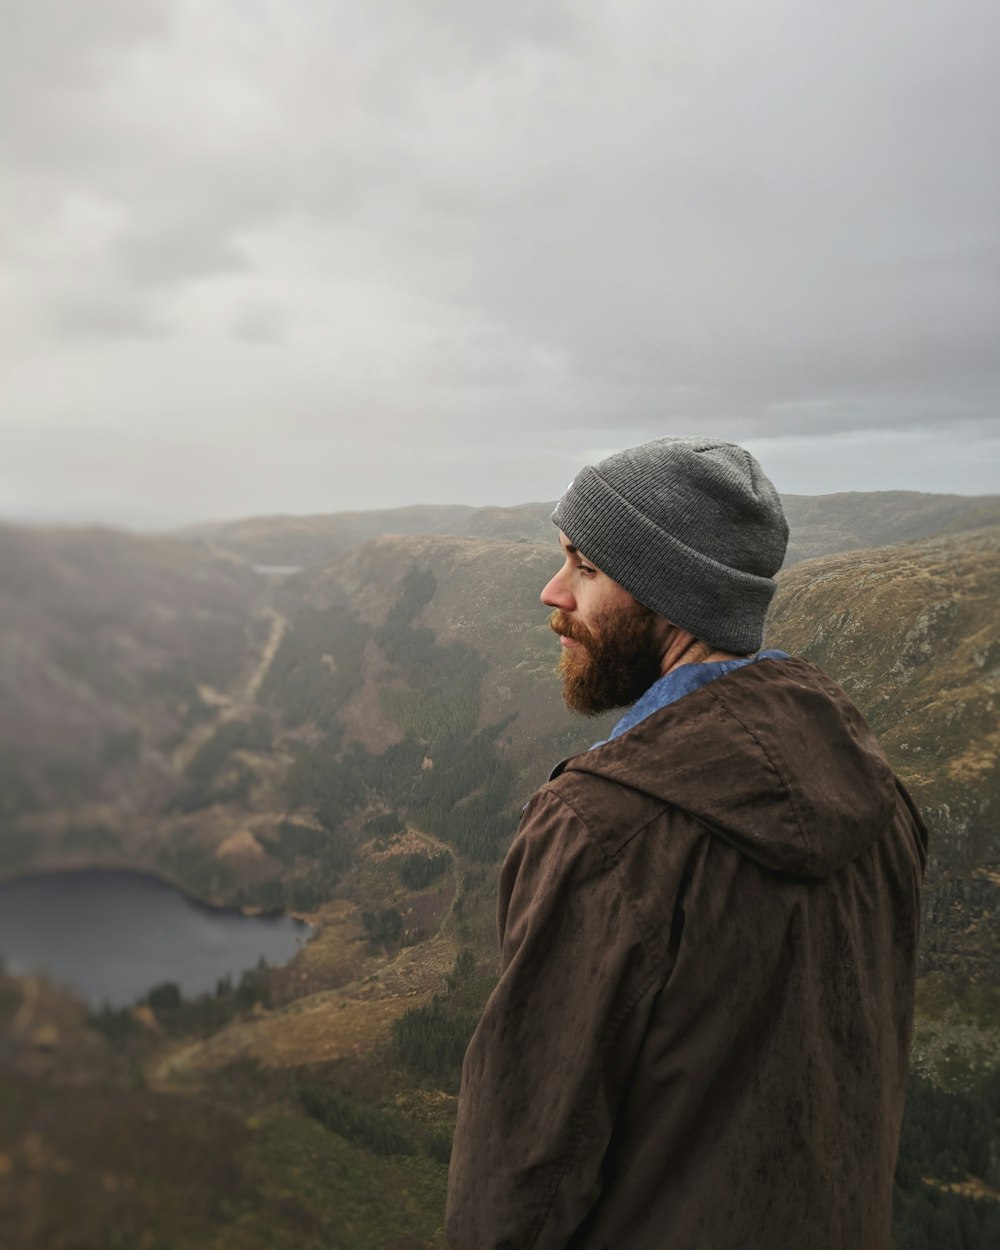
[539,784,673,968]
[702,683,812,855]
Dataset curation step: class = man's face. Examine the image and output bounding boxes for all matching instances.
[540,532,668,715]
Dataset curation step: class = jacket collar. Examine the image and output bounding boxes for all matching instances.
[595,649,790,748]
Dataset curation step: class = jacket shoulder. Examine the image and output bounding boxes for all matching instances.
[540,766,678,860]
[524,770,707,971]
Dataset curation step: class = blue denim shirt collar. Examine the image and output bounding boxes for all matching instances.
[591,649,790,749]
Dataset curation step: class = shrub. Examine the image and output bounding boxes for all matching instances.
[392,995,479,1091]
[366,812,405,838]
[399,851,451,890]
[148,981,183,1012]
[362,908,403,948]
[298,1084,415,1156]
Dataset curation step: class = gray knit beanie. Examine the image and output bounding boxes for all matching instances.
[551,437,788,653]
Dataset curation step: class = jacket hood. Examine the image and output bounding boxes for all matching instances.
[559,657,898,878]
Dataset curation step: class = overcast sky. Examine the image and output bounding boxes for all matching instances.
[3,0,998,529]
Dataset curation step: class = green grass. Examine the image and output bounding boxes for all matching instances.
[234,1106,447,1250]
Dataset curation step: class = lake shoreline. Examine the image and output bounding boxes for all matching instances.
[0,854,314,923]
[0,865,315,1009]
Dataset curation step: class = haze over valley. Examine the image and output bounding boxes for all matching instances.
[1,489,998,1248]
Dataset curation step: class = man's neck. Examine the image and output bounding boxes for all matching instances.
[659,631,742,677]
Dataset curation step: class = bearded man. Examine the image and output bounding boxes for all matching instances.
[445,437,927,1250]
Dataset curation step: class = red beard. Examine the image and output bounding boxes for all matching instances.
[549,602,665,715]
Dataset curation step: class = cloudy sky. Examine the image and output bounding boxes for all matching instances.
[3,0,998,529]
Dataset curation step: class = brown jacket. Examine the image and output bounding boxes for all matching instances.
[446,657,926,1249]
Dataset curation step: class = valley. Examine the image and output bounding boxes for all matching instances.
[0,491,997,1248]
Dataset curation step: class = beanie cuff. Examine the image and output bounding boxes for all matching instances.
[553,464,777,653]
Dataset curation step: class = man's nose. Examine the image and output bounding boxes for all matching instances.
[540,570,575,612]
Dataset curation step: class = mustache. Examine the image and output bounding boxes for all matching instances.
[548,610,593,647]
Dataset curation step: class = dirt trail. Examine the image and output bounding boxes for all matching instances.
[241,608,287,704]
[11,975,40,1037]
[171,608,287,771]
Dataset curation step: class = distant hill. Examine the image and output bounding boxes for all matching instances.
[781,491,1000,564]
[179,492,1000,569]
[459,502,554,546]
[179,505,481,566]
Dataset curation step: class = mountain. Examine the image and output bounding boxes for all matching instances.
[179,504,481,566]
[179,502,556,566]
[780,491,1000,565]
[1,507,997,1248]
[2,514,996,986]
[179,491,1000,569]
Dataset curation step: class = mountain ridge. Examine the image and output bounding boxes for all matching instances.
[178,491,1000,569]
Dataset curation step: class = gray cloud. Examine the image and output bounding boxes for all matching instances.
[1,0,998,525]
[50,288,167,340]
[115,216,250,287]
[232,302,286,345]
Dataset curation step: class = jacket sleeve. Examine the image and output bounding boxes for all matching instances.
[445,786,662,1250]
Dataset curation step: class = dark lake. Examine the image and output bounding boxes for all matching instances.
[0,868,311,1009]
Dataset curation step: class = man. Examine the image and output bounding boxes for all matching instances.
[446,437,926,1250]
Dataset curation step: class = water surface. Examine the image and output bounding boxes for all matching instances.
[0,868,310,1008]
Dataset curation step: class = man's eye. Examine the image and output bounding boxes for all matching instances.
[578,564,596,577]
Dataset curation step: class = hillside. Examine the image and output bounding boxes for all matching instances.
[0,524,268,862]
[768,526,998,874]
[271,533,614,776]
[766,526,1000,1074]
[0,523,613,900]
[780,491,1000,565]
